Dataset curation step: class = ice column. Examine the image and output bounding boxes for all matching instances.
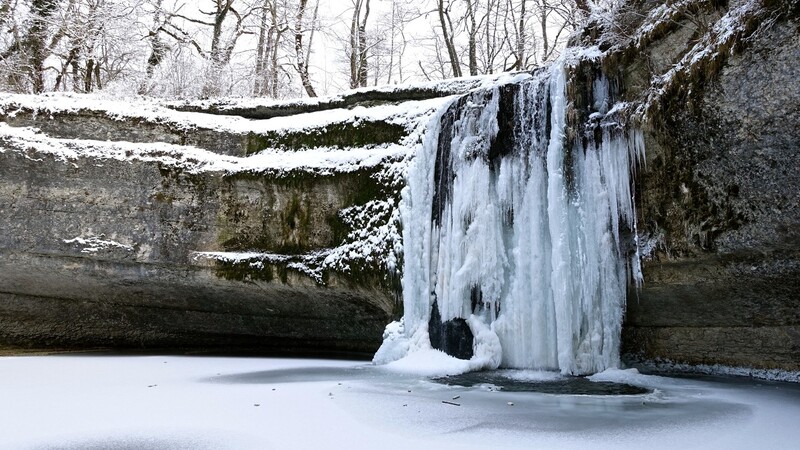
[376,60,644,375]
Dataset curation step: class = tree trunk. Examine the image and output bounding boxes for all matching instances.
[538,0,549,62]
[516,0,526,70]
[270,23,281,98]
[295,0,316,97]
[85,59,94,92]
[349,0,360,89]
[210,0,229,65]
[71,52,80,92]
[93,61,101,90]
[305,0,318,69]
[203,0,237,98]
[437,0,461,78]
[253,0,270,95]
[357,0,369,87]
[139,0,164,95]
[29,0,60,93]
[55,46,77,92]
[465,0,477,76]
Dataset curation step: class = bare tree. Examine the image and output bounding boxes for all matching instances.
[348,0,370,88]
[202,0,254,97]
[253,0,289,97]
[532,0,575,64]
[56,0,108,93]
[0,0,586,97]
[507,0,527,70]
[140,0,168,94]
[0,0,139,94]
[381,0,419,84]
[147,1,255,97]
[294,0,316,97]
[481,0,510,73]
[436,0,461,77]
[29,0,60,92]
[0,0,62,92]
[464,0,478,75]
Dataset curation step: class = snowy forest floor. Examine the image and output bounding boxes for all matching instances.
[1,356,799,449]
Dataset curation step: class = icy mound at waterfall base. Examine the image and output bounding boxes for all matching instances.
[374,317,501,377]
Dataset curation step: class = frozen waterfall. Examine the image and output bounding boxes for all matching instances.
[375,59,644,376]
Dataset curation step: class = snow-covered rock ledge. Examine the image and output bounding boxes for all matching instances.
[627,357,800,384]
[0,81,482,354]
[0,90,451,158]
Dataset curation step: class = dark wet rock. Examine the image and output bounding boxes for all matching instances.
[428,299,474,360]
[434,372,651,396]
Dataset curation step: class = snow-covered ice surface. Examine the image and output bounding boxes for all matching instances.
[1,355,799,450]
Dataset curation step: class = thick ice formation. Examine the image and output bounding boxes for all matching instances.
[375,59,644,375]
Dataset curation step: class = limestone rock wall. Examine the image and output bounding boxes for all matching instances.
[598,0,800,371]
[0,97,414,354]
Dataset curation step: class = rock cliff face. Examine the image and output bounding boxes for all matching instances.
[0,89,459,354]
[0,152,388,353]
[582,0,800,371]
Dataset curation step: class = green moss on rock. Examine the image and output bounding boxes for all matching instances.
[245,121,408,155]
[216,167,389,254]
[214,259,276,282]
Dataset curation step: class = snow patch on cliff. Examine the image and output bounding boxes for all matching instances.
[63,235,135,254]
[0,72,531,142]
[172,71,531,113]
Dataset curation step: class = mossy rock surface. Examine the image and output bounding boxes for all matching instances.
[245,121,408,154]
[599,1,800,372]
[216,168,388,254]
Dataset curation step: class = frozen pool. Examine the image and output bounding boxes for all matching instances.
[1,355,798,449]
